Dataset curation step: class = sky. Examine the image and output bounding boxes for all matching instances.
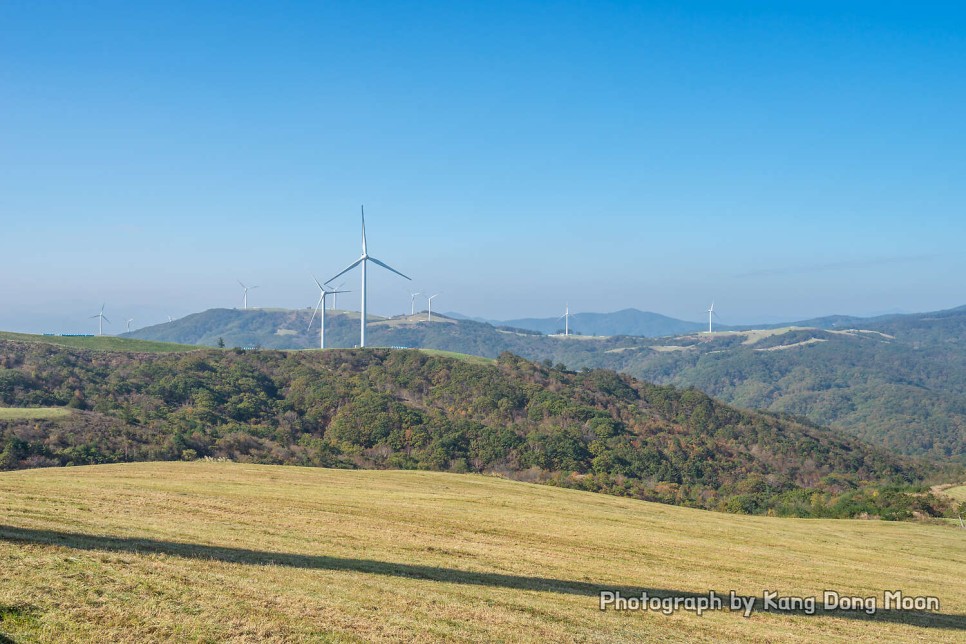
[1,1,964,333]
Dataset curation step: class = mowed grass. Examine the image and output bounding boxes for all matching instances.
[945,485,966,502]
[0,331,197,353]
[417,348,496,365]
[0,407,71,420]
[0,463,964,643]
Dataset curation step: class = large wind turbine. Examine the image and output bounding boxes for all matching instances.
[707,301,719,334]
[307,276,349,349]
[238,281,259,310]
[90,304,110,336]
[426,294,440,322]
[126,318,134,333]
[409,291,422,316]
[326,206,411,347]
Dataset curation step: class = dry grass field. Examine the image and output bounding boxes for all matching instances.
[1,462,964,642]
[0,408,71,421]
[0,332,197,353]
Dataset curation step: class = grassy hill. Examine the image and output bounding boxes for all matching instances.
[1,462,964,641]
[0,339,957,519]
[499,308,713,337]
[0,331,197,353]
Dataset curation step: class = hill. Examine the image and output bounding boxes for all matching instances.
[1,463,964,641]
[0,331,197,353]
[0,338,957,519]
[499,308,712,337]
[121,307,966,463]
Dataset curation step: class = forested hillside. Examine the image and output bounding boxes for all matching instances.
[125,307,966,463]
[0,339,957,519]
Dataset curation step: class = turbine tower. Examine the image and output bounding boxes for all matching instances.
[307,276,349,349]
[427,294,440,322]
[90,304,110,336]
[126,318,134,333]
[238,281,259,310]
[409,291,422,316]
[326,206,411,347]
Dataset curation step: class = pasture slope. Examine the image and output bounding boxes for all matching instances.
[0,332,198,354]
[1,462,964,642]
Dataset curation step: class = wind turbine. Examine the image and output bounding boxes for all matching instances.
[331,282,346,310]
[326,206,411,347]
[559,303,572,336]
[126,318,134,333]
[426,294,440,322]
[707,301,719,334]
[90,304,110,336]
[167,315,173,323]
[238,281,259,310]
[307,276,349,349]
[409,291,422,316]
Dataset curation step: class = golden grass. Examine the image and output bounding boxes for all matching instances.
[0,463,964,642]
[945,485,966,502]
[416,349,496,365]
[0,332,197,353]
[0,408,71,420]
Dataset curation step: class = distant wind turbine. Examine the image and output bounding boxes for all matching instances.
[409,291,422,316]
[331,282,346,310]
[707,301,719,334]
[238,281,259,310]
[326,206,411,347]
[167,315,173,323]
[559,303,572,336]
[126,318,134,333]
[427,294,440,322]
[90,304,110,336]
[307,275,349,349]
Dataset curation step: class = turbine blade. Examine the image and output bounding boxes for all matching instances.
[307,295,324,330]
[102,316,111,324]
[312,274,325,291]
[361,205,367,255]
[238,280,246,289]
[325,256,365,284]
[367,256,411,281]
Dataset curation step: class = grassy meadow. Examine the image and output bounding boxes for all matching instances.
[0,408,71,421]
[945,485,966,502]
[0,462,963,642]
[0,332,198,353]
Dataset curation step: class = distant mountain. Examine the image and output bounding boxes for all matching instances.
[497,308,713,337]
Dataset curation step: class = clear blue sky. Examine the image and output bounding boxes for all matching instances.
[2,1,964,332]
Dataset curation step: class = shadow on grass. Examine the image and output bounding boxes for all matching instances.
[1,524,963,631]
[0,603,39,643]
